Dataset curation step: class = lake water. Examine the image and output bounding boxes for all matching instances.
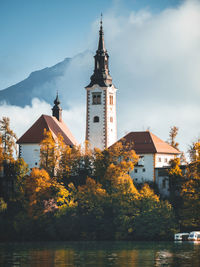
[0,241,200,267]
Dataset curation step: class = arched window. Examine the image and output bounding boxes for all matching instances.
[109,95,113,105]
[93,93,101,105]
[93,116,99,123]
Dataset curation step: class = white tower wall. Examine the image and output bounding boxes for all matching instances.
[86,84,117,150]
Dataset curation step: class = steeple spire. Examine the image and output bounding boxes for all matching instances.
[52,92,62,122]
[98,13,105,52]
[86,14,112,88]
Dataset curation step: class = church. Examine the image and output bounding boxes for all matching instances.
[17,18,180,195]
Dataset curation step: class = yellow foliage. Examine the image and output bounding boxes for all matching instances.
[140,184,159,202]
[24,168,73,218]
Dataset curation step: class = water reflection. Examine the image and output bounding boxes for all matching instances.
[0,241,200,267]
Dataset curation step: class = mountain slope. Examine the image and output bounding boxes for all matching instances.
[0,58,71,107]
[0,51,93,108]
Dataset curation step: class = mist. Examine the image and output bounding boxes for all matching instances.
[1,0,200,156]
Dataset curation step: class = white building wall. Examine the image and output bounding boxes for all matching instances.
[20,144,40,170]
[130,154,155,183]
[106,85,117,147]
[155,154,176,168]
[86,84,117,150]
[87,86,106,150]
[156,175,170,197]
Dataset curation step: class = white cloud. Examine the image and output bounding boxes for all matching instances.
[0,99,85,144]
[101,0,200,153]
[1,0,200,156]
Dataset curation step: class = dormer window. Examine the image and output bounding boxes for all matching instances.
[92,93,101,105]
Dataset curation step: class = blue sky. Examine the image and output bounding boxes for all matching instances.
[0,0,199,155]
[0,0,181,88]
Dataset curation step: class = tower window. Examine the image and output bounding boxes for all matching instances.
[109,95,113,105]
[92,93,101,104]
[93,116,99,123]
[110,117,113,122]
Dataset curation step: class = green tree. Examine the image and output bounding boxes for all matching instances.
[76,177,108,240]
[0,137,3,166]
[0,117,17,161]
[132,184,177,240]
[168,158,184,210]
[180,156,200,230]
[13,158,29,202]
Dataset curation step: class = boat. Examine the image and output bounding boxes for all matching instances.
[174,233,189,241]
[188,231,200,241]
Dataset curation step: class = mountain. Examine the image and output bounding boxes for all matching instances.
[0,51,93,108]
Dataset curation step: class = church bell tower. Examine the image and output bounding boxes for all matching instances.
[85,16,117,150]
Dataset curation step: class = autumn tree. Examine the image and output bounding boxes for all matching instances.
[76,177,109,240]
[23,168,73,218]
[168,158,184,211]
[167,126,179,150]
[180,143,200,230]
[40,130,65,178]
[0,137,3,165]
[0,137,3,175]
[188,140,200,162]
[93,140,139,193]
[58,141,93,186]
[0,117,17,161]
[132,184,177,240]
[12,158,29,202]
[111,177,140,240]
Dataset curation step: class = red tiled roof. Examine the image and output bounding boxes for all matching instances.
[117,131,180,154]
[17,115,77,146]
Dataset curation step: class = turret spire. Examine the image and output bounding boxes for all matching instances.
[52,92,62,122]
[98,13,105,52]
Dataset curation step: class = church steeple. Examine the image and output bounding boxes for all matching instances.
[52,92,62,122]
[87,15,112,88]
[85,15,117,150]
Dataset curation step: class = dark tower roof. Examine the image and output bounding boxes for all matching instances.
[86,15,113,88]
[52,92,62,122]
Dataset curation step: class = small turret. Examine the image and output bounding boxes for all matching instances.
[52,92,62,122]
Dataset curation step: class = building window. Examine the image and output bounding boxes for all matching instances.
[134,169,138,173]
[158,157,162,162]
[92,93,101,105]
[93,116,99,123]
[143,168,146,172]
[109,95,113,105]
[35,162,37,166]
[110,117,113,122]
[165,158,168,163]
